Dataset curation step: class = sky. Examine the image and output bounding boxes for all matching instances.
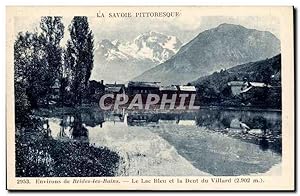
[14,15,280,46]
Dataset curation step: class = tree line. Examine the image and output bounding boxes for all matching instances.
[14,16,94,123]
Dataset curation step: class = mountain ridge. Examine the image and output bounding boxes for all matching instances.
[133,23,280,85]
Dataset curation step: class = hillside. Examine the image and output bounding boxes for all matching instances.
[193,54,281,109]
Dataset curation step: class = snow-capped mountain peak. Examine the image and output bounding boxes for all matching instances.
[131,31,182,62]
[91,32,183,83]
[95,32,182,64]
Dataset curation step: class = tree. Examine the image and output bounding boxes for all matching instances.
[65,16,94,106]
[40,16,64,104]
[14,32,48,109]
[14,17,65,110]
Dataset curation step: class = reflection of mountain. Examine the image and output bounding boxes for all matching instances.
[134,24,280,85]
[91,31,182,83]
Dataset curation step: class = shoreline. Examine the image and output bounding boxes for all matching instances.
[33,105,282,118]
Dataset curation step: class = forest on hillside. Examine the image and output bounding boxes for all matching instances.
[192,54,281,109]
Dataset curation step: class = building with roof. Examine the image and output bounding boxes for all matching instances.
[159,85,178,97]
[228,81,271,96]
[159,85,178,92]
[127,81,160,95]
[89,80,105,102]
[177,85,198,106]
[105,83,126,95]
[178,85,197,93]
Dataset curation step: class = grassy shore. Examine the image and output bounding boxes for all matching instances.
[16,118,120,177]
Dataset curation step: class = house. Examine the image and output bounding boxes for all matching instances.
[227,81,271,96]
[227,81,248,96]
[89,80,105,102]
[102,83,126,105]
[105,83,126,95]
[159,85,178,94]
[178,85,197,94]
[127,81,160,96]
[178,85,197,106]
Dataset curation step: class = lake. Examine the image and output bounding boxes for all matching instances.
[44,107,282,176]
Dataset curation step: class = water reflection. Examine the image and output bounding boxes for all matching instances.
[46,108,281,176]
[54,113,90,143]
[121,109,281,153]
[49,108,281,153]
[195,109,281,153]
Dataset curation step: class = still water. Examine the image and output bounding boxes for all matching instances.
[45,107,282,176]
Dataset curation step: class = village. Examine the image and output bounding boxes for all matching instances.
[87,80,199,109]
[49,77,277,110]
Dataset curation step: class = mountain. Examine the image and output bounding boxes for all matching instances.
[90,31,182,83]
[133,23,281,85]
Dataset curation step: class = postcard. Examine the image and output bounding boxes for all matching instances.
[6,6,295,191]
